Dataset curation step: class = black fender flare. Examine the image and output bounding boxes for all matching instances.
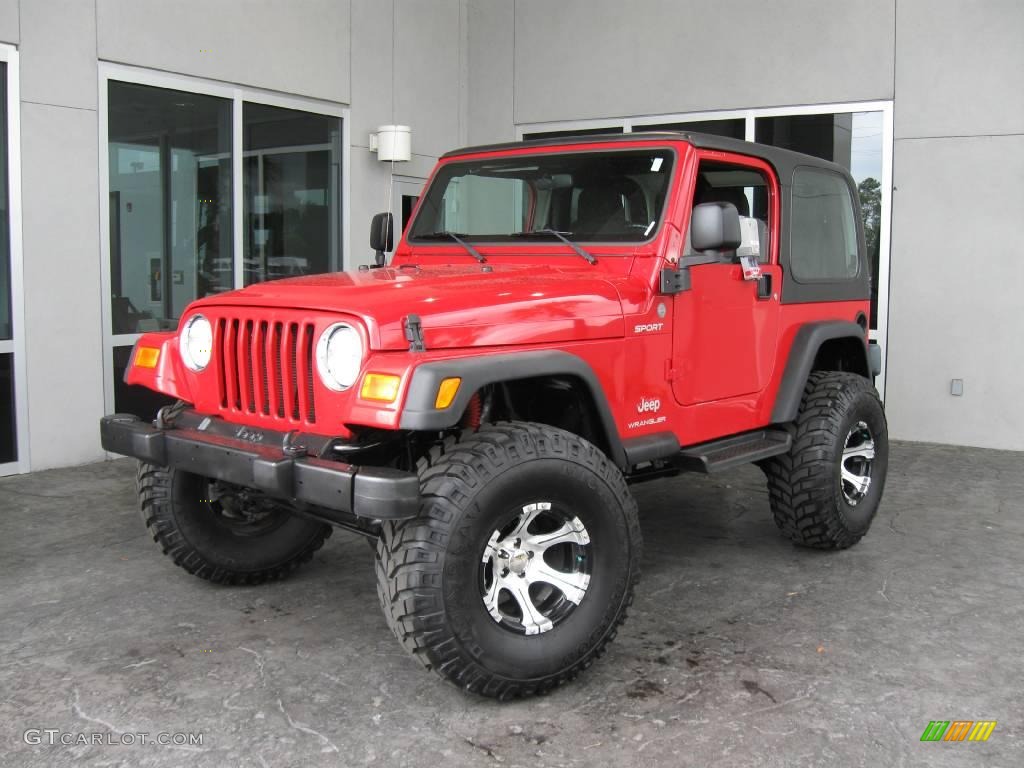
[771,321,872,424]
[398,350,628,468]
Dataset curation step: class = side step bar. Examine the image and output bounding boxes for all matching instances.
[676,429,791,474]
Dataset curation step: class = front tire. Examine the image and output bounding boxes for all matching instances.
[376,422,641,699]
[764,371,888,549]
[137,462,331,584]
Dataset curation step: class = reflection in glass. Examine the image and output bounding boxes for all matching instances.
[107,81,233,335]
[633,118,745,140]
[243,103,342,285]
[0,353,13,463]
[112,346,175,422]
[756,112,883,326]
[522,126,624,141]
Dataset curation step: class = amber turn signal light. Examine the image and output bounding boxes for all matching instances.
[434,377,461,409]
[134,346,160,369]
[360,373,401,403]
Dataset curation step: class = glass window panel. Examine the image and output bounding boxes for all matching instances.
[756,111,884,326]
[0,62,10,343]
[243,102,342,285]
[401,194,419,233]
[410,149,674,243]
[790,167,860,282]
[690,162,772,264]
[0,63,13,465]
[633,118,745,140]
[112,345,175,421]
[108,81,233,335]
[522,127,623,141]
[0,353,15,464]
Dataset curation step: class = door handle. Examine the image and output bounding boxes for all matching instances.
[757,273,772,300]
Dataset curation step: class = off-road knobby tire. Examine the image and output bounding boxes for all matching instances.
[375,422,642,699]
[137,462,331,585]
[764,371,888,550]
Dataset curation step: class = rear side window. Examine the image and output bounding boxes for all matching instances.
[790,167,859,281]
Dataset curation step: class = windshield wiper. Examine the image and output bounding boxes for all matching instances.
[516,229,597,265]
[419,231,486,263]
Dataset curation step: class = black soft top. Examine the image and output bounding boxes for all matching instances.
[442,131,853,183]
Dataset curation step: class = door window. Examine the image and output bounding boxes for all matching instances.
[688,160,772,263]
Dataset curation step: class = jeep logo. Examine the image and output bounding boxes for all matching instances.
[235,427,264,443]
[636,397,661,414]
[634,322,664,334]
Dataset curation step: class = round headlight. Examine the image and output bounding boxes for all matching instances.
[179,314,213,372]
[315,323,363,391]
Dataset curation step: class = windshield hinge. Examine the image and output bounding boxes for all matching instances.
[404,313,426,352]
[659,267,690,295]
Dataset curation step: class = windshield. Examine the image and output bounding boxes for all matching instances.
[408,149,675,243]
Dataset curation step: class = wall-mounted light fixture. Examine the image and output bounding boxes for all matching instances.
[369,124,411,162]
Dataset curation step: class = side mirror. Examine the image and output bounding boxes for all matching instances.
[370,212,394,267]
[690,202,741,252]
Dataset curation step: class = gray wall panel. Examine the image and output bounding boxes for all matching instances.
[467,0,514,144]
[886,135,1024,450]
[96,0,351,103]
[512,0,895,125]
[895,0,1024,139]
[21,103,105,469]
[348,0,463,267]
[21,0,97,109]
[351,0,394,148]
[394,0,463,158]
[0,0,17,44]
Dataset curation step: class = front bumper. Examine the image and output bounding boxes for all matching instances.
[99,411,420,521]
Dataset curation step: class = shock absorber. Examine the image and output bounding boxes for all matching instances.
[462,392,482,430]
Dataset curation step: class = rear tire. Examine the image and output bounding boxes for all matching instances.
[137,462,331,585]
[375,422,641,699]
[764,371,888,550]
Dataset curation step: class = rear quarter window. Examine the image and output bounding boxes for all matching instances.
[789,167,860,282]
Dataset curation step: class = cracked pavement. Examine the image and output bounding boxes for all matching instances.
[1,441,1021,766]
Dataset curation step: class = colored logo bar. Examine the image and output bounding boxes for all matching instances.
[920,720,997,742]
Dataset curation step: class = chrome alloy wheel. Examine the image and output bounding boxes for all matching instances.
[480,502,592,635]
[841,421,876,505]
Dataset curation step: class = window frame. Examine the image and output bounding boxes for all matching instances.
[97,63,350,418]
[0,44,27,476]
[688,150,779,266]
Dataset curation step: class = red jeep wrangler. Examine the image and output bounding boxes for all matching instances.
[101,132,887,698]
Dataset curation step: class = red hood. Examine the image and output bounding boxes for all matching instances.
[190,264,627,350]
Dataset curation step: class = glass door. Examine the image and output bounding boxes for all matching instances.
[391,178,424,240]
[100,66,349,422]
[242,102,342,285]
